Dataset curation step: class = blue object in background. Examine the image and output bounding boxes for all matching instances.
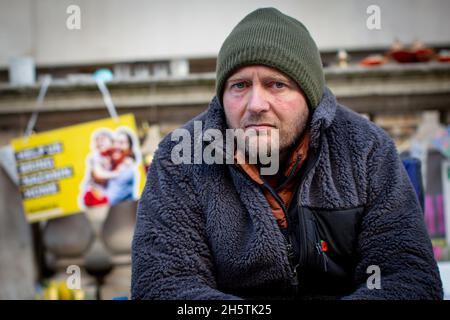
[93,68,114,82]
[402,157,425,212]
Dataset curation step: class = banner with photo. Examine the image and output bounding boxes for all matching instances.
[11,114,146,223]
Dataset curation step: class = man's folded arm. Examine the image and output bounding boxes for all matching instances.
[343,135,443,300]
[131,144,240,300]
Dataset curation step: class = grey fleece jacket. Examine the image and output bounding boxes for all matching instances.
[131,87,443,300]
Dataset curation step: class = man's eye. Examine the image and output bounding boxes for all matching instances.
[273,82,286,89]
[231,82,246,89]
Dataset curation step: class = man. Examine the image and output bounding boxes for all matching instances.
[132,8,443,299]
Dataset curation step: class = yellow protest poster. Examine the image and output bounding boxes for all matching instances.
[11,114,146,223]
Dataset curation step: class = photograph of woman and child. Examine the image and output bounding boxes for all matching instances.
[80,127,141,208]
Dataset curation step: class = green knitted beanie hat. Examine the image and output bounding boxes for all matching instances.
[216,7,325,109]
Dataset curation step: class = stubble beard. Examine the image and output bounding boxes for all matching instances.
[226,111,309,163]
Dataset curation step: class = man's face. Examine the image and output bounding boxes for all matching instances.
[223,65,309,159]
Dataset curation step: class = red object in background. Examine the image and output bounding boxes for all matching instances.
[389,47,435,63]
[360,55,386,66]
[438,52,450,62]
[84,188,108,206]
[414,48,435,62]
[390,49,416,63]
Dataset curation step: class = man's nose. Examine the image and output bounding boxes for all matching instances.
[246,85,270,114]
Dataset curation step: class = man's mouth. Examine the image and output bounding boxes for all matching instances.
[244,124,276,131]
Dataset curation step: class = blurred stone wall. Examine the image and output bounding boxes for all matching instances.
[0,166,36,299]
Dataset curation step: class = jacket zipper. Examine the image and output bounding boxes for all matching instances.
[295,129,324,271]
[275,156,301,193]
[233,127,324,293]
[263,128,324,291]
[311,214,328,272]
[262,181,299,289]
[297,206,308,267]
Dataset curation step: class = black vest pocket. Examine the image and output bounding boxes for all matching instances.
[288,205,364,295]
[310,206,364,271]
